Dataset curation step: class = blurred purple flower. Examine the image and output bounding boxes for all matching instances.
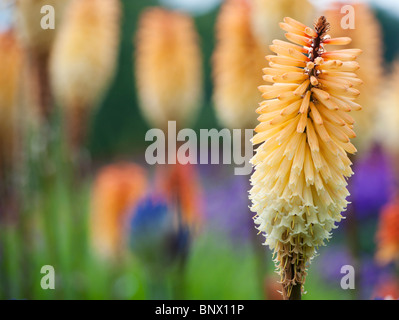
[349,145,395,219]
[317,245,395,299]
[199,164,253,243]
[317,246,354,284]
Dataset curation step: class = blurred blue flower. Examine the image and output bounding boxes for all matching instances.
[129,195,191,270]
[350,146,394,219]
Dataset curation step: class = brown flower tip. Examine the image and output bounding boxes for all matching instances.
[314,16,330,37]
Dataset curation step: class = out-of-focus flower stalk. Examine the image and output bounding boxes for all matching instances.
[50,0,121,154]
[0,30,23,217]
[250,16,362,299]
[213,0,268,130]
[15,0,68,122]
[324,2,383,154]
[134,8,204,298]
[135,8,203,131]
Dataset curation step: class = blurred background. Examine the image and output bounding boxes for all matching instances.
[1,0,399,300]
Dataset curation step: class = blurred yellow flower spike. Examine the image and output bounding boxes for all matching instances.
[15,0,69,121]
[323,2,383,155]
[213,0,268,130]
[135,8,203,131]
[250,0,315,46]
[376,59,399,182]
[50,0,121,152]
[249,16,362,299]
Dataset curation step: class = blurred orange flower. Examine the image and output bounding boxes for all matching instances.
[155,164,203,231]
[90,163,148,259]
[376,198,399,266]
[0,31,22,174]
[373,279,399,300]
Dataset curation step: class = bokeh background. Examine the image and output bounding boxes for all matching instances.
[1,0,399,300]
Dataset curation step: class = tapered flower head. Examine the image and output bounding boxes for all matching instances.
[250,16,362,298]
[324,3,383,154]
[90,163,148,259]
[213,0,267,129]
[50,0,121,150]
[375,198,399,266]
[135,8,202,130]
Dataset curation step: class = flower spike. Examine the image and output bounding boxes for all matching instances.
[249,16,362,299]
